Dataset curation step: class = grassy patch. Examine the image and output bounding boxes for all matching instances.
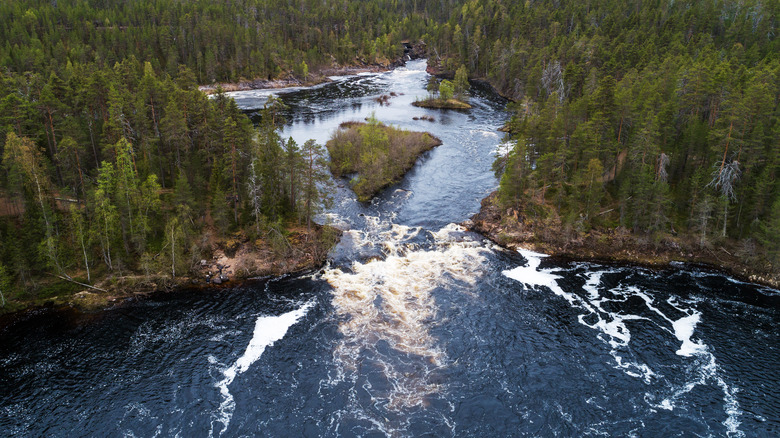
[326,118,442,201]
[412,98,472,109]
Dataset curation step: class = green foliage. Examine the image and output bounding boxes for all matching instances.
[453,65,470,100]
[164,209,191,278]
[327,119,442,201]
[438,80,454,101]
[468,0,780,263]
[300,139,332,231]
[0,0,436,84]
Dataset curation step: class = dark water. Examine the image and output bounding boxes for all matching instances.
[1,61,779,437]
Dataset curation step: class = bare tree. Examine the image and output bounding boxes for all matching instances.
[707,159,741,237]
[542,60,565,102]
[657,152,670,183]
[247,158,263,235]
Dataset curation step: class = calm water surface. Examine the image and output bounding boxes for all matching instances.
[1,60,778,437]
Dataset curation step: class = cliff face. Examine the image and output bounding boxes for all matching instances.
[466,192,780,289]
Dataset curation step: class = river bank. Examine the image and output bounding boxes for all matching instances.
[466,192,780,289]
[199,42,427,95]
[0,224,340,318]
[198,52,419,95]
[198,63,395,95]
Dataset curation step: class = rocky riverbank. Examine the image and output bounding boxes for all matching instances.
[466,192,780,289]
[198,50,425,94]
[0,224,340,317]
[199,41,426,95]
[198,63,394,95]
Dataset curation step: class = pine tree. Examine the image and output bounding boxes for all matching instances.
[453,65,470,101]
[283,137,302,217]
[300,139,331,232]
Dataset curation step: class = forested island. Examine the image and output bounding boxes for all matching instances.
[1,0,779,313]
[327,118,442,202]
[413,65,472,109]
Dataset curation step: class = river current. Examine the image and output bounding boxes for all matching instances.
[1,60,778,437]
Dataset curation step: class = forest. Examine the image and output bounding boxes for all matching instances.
[423,0,780,271]
[0,0,452,83]
[0,0,457,307]
[0,56,336,307]
[1,0,779,308]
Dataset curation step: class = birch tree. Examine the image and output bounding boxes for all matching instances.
[2,133,63,273]
[92,161,119,269]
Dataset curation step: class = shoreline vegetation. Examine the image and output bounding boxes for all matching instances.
[0,224,340,316]
[326,118,442,202]
[0,68,339,318]
[412,98,471,110]
[198,63,396,95]
[422,2,780,290]
[414,66,473,110]
[467,192,780,289]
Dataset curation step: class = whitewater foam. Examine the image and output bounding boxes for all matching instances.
[503,253,744,435]
[503,249,579,305]
[211,300,315,436]
[323,222,489,417]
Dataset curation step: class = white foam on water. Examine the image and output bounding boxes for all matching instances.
[503,249,580,305]
[322,212,352,230]
[210,300,315,436]
[469,129,500,138]
[582,271,605,299]
[670,313,706,357]
[322,221,489,425]
[503,255,744,435]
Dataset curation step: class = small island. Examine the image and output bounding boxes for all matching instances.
[412,97,472,110]
[413,67,472,109]
[326,117,442,202]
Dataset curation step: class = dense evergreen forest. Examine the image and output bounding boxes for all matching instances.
[424,0,780,271]
[0,57,336,304]
[1,0,779,307]
[0,0,452,83]
[0,0,452,304]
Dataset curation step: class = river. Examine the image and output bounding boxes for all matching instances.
[1,60,778,437]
